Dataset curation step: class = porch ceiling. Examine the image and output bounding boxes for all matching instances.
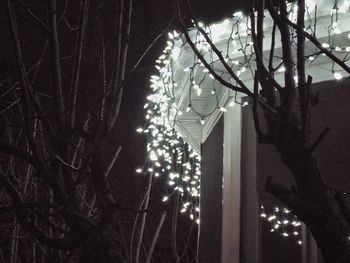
[169,0,350,152]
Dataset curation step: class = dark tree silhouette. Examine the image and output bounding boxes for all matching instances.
[0,0,164,262]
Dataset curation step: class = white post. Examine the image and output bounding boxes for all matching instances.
[222,103,242,263]
[301,224,319,263]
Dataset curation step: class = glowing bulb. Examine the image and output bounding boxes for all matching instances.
[162,196,169,202]
[220,107,227,112]
[277,66,286,72]
[268,215,276,221]
[294,75,298,84]
[233,11,243,17]
[136,168,142,173]
[149,150,158,161]
[136,127,143,133]
[334,72,342,80]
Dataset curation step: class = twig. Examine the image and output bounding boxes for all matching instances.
[176,8,246,95]
[267,0,296,109]
[182,0,253,96]
[103,145,122,177]
[125,15,174,82]
[48,0,65,127]
[252,71,265,140]
[308,126,330,153]
[286,17,350,74]
[172,192,180,263]
[69,0,90,129]
[250,5,283,95]
[145,212,167,263]
[130,187,148,263]
[16,0,50,32]
[51,151,81,172]
[71,114,90,167]
[135,173,153,263]
[0,138,39,169]
[110,0,133,131]
[0,98,21,114]
[0,170,75,250]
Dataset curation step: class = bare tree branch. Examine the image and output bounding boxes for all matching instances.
[16,0,50,33]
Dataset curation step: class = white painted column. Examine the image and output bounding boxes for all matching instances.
[221,104,242,263]
[301,224,320,263]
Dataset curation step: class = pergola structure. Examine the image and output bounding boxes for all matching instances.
[139,1,350,262]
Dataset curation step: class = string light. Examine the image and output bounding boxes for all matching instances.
[333,72,343,80]
[261,205,302,245]
[136,0,350,225]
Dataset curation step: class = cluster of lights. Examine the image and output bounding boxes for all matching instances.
[261,205,303,245]
[137,0,350,224]
[136,31,201,223]
[190,0,350,90]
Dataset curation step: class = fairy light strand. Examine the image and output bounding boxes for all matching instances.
[136,0,350,224]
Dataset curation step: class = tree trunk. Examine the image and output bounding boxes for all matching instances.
[266,113,350,263]
[283,155,350,263]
